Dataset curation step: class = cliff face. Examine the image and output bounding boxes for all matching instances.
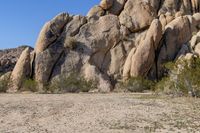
[4,0,200,92]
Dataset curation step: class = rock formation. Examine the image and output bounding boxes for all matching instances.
[0,46,33,74]
[4,0,200,92]
[7,47,32,92]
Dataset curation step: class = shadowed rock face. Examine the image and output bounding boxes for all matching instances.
[6,0,200,92]
[34,13,70,54]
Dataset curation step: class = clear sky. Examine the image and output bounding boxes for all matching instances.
[0,0,100,49]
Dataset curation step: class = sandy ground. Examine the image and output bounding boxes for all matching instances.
[0,93,200,133]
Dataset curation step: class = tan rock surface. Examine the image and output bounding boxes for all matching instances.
[100,0,113,10]
[87,5,105,18]
[130,19,162,77]
[119,0,156,32]
[8,48,31,92]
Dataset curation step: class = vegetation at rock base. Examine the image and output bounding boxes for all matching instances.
[21,79,38,92]
[155,58,200,97]
[49,73,97,93]
[118,57,200,97]
[121,77,155,92]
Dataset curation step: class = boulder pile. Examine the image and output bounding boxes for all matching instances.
[3,0,200,92]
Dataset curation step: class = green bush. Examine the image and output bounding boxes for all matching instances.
[21,79,38,92]
[121,77,155,92]
[177,58,200,97]
[155,58,200,97]
[49,73,97,93]
[64,37,77,50]
[154,76,181,96]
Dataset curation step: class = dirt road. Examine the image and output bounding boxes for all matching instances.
[0,93,200,133]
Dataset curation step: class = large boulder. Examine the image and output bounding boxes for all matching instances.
[34,40,64,89]
[122,48,136,81]
[100,0,114,10]
[35,13,70,54]
[159,12,175,31]
[7,48,32,93]
[77,15,121,73]
[119,0,156,32]
[87,5,105,18]
[157,14,200,78]
[161,16,192,59]
[50,47,89,81]
[129,19,162,77]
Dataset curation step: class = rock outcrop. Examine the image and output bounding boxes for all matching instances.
[5,0,200,92]
[119,0,156,32]
[7,47,32,92]
[129,19,162,78]
[0,46,33,74]
[35,13,70,54]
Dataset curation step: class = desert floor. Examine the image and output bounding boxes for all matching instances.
[0,93,200,133]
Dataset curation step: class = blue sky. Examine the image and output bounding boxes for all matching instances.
[0,0,100,49]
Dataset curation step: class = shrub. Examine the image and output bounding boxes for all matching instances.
[155,58,200,97]
[21,79,38,92]
[154,76,180,96]
[121,77,155,92]
[49,73,97,93]
[64,37,77,50]
[177,58,200,97]
[0,74,9,93]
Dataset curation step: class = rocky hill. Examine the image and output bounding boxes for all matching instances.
[3,0,200,93]
[0,46,33,74]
